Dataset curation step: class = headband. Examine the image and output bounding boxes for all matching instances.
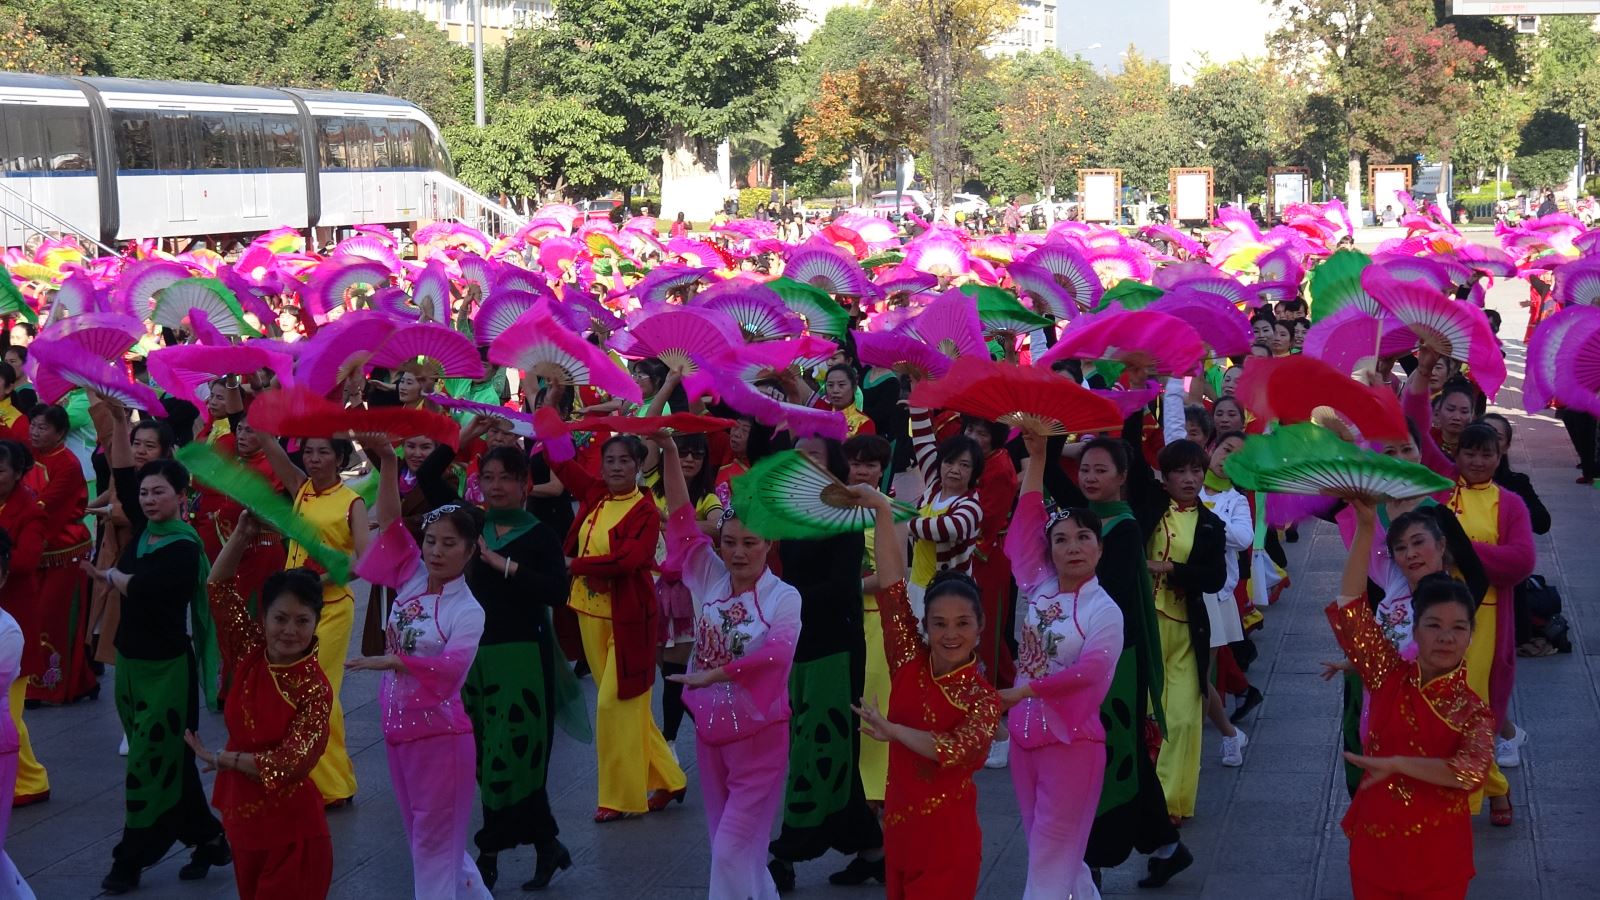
[421,504,463,530]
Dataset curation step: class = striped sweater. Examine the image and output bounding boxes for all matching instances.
[908,408,983,580]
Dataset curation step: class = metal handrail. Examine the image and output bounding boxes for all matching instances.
[421,173,529,237]
[0,180,117,256]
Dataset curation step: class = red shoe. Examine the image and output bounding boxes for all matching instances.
[1491,801,1513,827]
[593,807,637,823]
[647,788,687,812]
[12,789,48,809]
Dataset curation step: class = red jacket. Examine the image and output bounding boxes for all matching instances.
[554,457,661,701]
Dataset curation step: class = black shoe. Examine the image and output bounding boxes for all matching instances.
[1091,868,1103,890]
[523,840,572,891]
[101,860,140,894]
[1229,686,1264,724]
[476,852,498,891]
[828,855,886,885]
[1284,526,1300,543]
[769,859,796,894]
[1138,843,1193,888]
[179,835,231,880]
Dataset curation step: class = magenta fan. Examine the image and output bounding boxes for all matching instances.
[1014,242,1102,316]
[490,299,642,403]
[292,312,400,397]
[1035,308,1205,376]
[26,339,162,414]
[456,254,499,298]
[710,375,847,441]
[1363,266,1505,397]
[1525,306,1600,413]
[148,344,295,405]
[1256,245,1305,287]
[1301,306,1418,375]
[689,278,803,341]
[1148,290,1252,357]
[874,266,938,297]
[899,290,986,360]
[631,265,714,304]
[300,258,391,324]
[429,394,542,438]
[369,322,485,379]
[116,260,192,317]
[472,290,539,347]
[1090,385,1160,419]
[331,235,401,273]
[1162,276,1251,309]
[783,240,874,297]
[1537,319,1600,416]
[403,260,454,322]
[611,305,741,372]
[855,329,954,380]
[1373,253,1452,294]
[549,292,624,337]
[45,271,105,320]
[38,312,144,363]
[1552,255,1600,308]
[904,234,971,277]
[1087,244,1154,286]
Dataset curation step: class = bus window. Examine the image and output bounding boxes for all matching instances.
[200,114,235,169]
[390,119,416,168]
[344,118,372,170]
[319,118,347,169]
[369,120,390,168]
[425,128,452,175]
[114,111,156,171]
[270,119,302,169]
[236,114,265,171]
[44,110,93,172]
[1,105,47,173]
[156,112,197,172]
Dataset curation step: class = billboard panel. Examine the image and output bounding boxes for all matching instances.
[1453,1,1600,13]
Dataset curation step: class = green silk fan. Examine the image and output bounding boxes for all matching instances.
[1308,248,1376,321]
[768,277,850,340]
[731,450,916,540]
[1095,279,1163,312]
[1224,423,1453,501]
[962,284,1053,338]
[860,251,905,269]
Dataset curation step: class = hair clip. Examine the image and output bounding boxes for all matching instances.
[421,504,463,529]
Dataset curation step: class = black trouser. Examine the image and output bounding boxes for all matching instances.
[1557,409,1599,478]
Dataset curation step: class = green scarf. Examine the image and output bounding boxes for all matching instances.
[1089,500,1165,729]
[138,518,220,711]
[1204,470,1232,494]
[483,507,539,551]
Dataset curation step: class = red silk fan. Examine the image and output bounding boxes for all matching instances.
[564,412,737,436]
[910,357,1123,436]
[249,386,459,448]
[1236,355,1409,441]
[369,321,486,380]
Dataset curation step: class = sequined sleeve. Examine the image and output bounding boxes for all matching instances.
[1326,598,1402,692]
[253,663,333,793]
[1444,701,1495,792]
[877,579,926,678]
[931,676,1002,770]
[207,578,263,666]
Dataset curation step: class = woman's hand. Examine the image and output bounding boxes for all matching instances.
[476,538,509,573]
[1022,432,1047,461]
[183,729,218,772]
[1320,658,1354,681]
[852,697,895,743]
[1350,497,1377,527]
[997,684,1033,709]
[233,511,259,543]
[846,483,891,511]
[345,654,405,673]
[666,667,725,688]
[1343,752,1402,781]
[80,561,113,585]
[1147,560,1174,575]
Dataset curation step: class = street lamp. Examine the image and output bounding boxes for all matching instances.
[1580,123,1588,197]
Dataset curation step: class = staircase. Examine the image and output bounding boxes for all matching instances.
[420,173,530,238]
[0,180,116,255]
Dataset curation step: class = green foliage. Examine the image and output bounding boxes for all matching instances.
[444,99,647,202]
[1101,111,1198,198]
[1508,149,1576,191]
[738,186,780,215]
[1175,63,1273,197]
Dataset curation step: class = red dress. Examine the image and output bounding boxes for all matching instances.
[208,578,334,900]
[970,449,1017,688]
[23,444,94,703]
[1326,600,1492,898]
[0,486,46,678]
[879,580,1001,899]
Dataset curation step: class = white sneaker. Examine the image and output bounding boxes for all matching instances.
[118,734,129,757]
[1495,724,1528,768]
[1220,728,1248,767]
[985,738,1010,769]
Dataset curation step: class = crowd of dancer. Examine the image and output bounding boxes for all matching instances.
[0,191,1576,900]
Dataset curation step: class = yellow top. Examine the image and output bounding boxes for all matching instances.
[862,524,879,612]
[841,404,871,438]
[285,479,358,601]
[1450,480,1501,608]
[568,488,644,619]
[0,397,21,431]
[1149,505,1198,622]
[206,416,233,444]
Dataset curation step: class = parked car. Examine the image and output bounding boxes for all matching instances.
[868,189,932,219]
[582,198,622,222]
[950,193,991,217]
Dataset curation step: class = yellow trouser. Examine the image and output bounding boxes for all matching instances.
[1155,613,1202,819]
[1465,591,1509,812]
[10,680,47,797]
[309,594,358,803]
[859,607,890,803]
[578,614,685,813]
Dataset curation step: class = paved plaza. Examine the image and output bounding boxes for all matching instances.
[8,239,1597,898]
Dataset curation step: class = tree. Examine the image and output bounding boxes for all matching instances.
[1454,77,1531,190]
[508,0,798,218]
[0,0,107,73]
[444,99,646,206]
[1101,111,1199,199]
[995,51,1096,198]
[1175,63,1275,198]
[795,61,925,190]
[878,0,1019,207]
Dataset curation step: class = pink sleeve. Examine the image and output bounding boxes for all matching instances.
[354,518,420,588]
[1403,384,1457,479]
[662,504,717,584]
[1475,490,1536,587]
[1005,491,1053,598]
[396,599,484,706]
[1028,599,1122,728]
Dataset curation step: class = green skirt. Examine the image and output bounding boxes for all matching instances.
[112,650,221,865]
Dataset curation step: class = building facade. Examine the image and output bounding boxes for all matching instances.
[988,0,1059,56]
[383,0,552,46]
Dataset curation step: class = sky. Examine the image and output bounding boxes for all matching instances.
[1055,0,1170,72]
